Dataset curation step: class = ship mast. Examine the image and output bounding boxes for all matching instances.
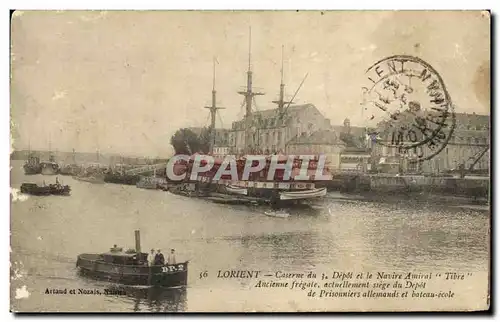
[204,57,225,155]
[272,45,293,114]
[48,134,54,162]
[238,27,264,153]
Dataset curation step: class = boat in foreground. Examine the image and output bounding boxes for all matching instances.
[76,230,188,288]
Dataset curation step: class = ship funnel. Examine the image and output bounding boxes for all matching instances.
[134,230,141,253]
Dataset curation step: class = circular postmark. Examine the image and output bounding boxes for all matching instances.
[362,55,456,162]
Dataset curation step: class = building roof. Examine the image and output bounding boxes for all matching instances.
[232,104,321,130]
[454,112,490,131]
[287,129,344,146]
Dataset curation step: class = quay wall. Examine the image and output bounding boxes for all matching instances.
[322,172,489,199]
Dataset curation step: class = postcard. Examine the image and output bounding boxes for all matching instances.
[10,10,490,312]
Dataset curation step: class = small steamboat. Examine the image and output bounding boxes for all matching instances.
[76,231,188,288]
[20,178,71,196]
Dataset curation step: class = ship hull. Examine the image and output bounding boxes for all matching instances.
[279,187,327,200]
[20,183,70,196]
[73,176,105,184]
[20,183,52,196]
[23,165,41,175]
[104,173,141,185]
[59,165,81,176]
[76,254,188,287]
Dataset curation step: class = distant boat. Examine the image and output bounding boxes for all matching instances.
[20,181,71,196]
[104,172,141,185]
[264,210,290,218]
[59,164,81,176]
[73,175,105,184]
[225,185,248,196]
[279,187,327,200]
[40,161,60,175]
[23,156,42,175]
[136,176,158,189]
[136,169,165,190]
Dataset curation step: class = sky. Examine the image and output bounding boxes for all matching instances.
[10,10,490,157]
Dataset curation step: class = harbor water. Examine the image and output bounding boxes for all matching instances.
[10,161,489,312]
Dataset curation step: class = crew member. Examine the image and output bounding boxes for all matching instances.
[167,249,176,265]
[154,249,165,265]
[147,248,155,266]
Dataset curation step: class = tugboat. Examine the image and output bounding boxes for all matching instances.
[48,178,71,195]
[20,178,71,196]
[76,230,188,287]
[20,183,51,196]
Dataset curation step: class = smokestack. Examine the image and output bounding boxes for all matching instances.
[134,230,141,253]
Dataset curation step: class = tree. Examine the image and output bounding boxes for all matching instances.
[199,126,212,152]
[170,128,210,155]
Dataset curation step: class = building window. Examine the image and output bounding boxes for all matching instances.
[277,131,282,145]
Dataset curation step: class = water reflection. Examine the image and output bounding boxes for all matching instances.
[359,204,489,270]
[10,160,490,312]
[107,285,187,312]
[238,231,325,270]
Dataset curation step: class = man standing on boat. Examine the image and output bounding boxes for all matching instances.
[167,249,176,265]
[147,248,155,266]
[154,249,165,265]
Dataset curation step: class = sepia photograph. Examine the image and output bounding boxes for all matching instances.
[9,10,490,312]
